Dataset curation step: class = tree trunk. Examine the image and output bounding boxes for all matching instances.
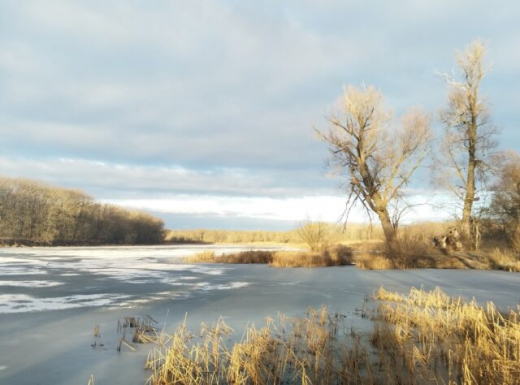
[377,209,400,257]
[512,221,520,251]
[461,119,477,244]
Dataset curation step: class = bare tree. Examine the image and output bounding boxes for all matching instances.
[437,40,499,241]
[489,151,520,250]
[296,218,340,252]
[316,86,431,256]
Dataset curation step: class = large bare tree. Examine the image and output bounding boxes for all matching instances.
[316,86,431,255]
[438,40,498,240]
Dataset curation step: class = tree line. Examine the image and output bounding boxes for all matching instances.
[165,223,382,245]
[317,39,519,256]
[0,177,164,245]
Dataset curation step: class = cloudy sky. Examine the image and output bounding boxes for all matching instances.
[1,1,519,230]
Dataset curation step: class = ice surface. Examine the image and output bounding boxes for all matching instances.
[0,293,129,313]
[0,245,278,313]
[0,280,63,288]
[0,245,519,385]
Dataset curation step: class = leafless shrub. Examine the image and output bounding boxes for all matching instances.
[295,219,333,252]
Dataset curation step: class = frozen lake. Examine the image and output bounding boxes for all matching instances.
[0,245,519,384]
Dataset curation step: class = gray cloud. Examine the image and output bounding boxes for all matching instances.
[0,156,336,198]
[0,1,519,228]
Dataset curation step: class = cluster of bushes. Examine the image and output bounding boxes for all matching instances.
[0,177,164,245]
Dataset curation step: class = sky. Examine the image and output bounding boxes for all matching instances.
[1,1,519,230]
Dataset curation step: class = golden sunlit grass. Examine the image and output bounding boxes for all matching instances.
[184,250,218,263]
[354,253,397,270]
[373,286,520,384]
[270,245,353,268]
[219,251,273,264]
[185,242,520,272]
[145,307,361,385]
[144,287,519,384]
[184,246,354,267]
[184,250,273,264]
[485,247,520,272]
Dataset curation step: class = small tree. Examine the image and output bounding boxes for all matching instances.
[296,219,332,252]
[437,40,499,242]
[316,86,431,256]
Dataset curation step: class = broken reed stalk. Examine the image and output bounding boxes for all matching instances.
[93,324,100,339]
[117,314,163,352]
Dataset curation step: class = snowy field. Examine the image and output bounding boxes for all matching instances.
[0,245,519,384]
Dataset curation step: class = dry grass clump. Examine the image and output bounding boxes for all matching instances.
[373,286,520,384]
[270,245,353,268]
[144,288,519,384]
[184,250,273,264]
[219,250,273,264]
[485,247,520,272]
[184,250,217,263]
[270,251,323,267]
[184,246,353,268]
[116,315,161,352]
[354,252,397,270]
[145,307,373,384]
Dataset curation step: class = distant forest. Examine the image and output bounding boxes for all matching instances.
[165,224,382,245]
[0,177,164,246]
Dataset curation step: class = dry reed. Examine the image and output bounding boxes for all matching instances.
[184,250,217,263]
[373,286,520,384]
[185,246,353,268]
[269,246,353,268]
[486,248,520,272]
[144,287,520,384]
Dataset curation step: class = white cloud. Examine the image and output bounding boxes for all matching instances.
[104,195,354,223]
[0,1,518,229]
[0,156,333,197]
[105,194,454,225]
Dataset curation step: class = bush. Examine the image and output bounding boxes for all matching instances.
[270,246,353,268]
[184,250,273,264]
[354,253,396,270]
[184,250,216,263]
[218,250,273,264]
